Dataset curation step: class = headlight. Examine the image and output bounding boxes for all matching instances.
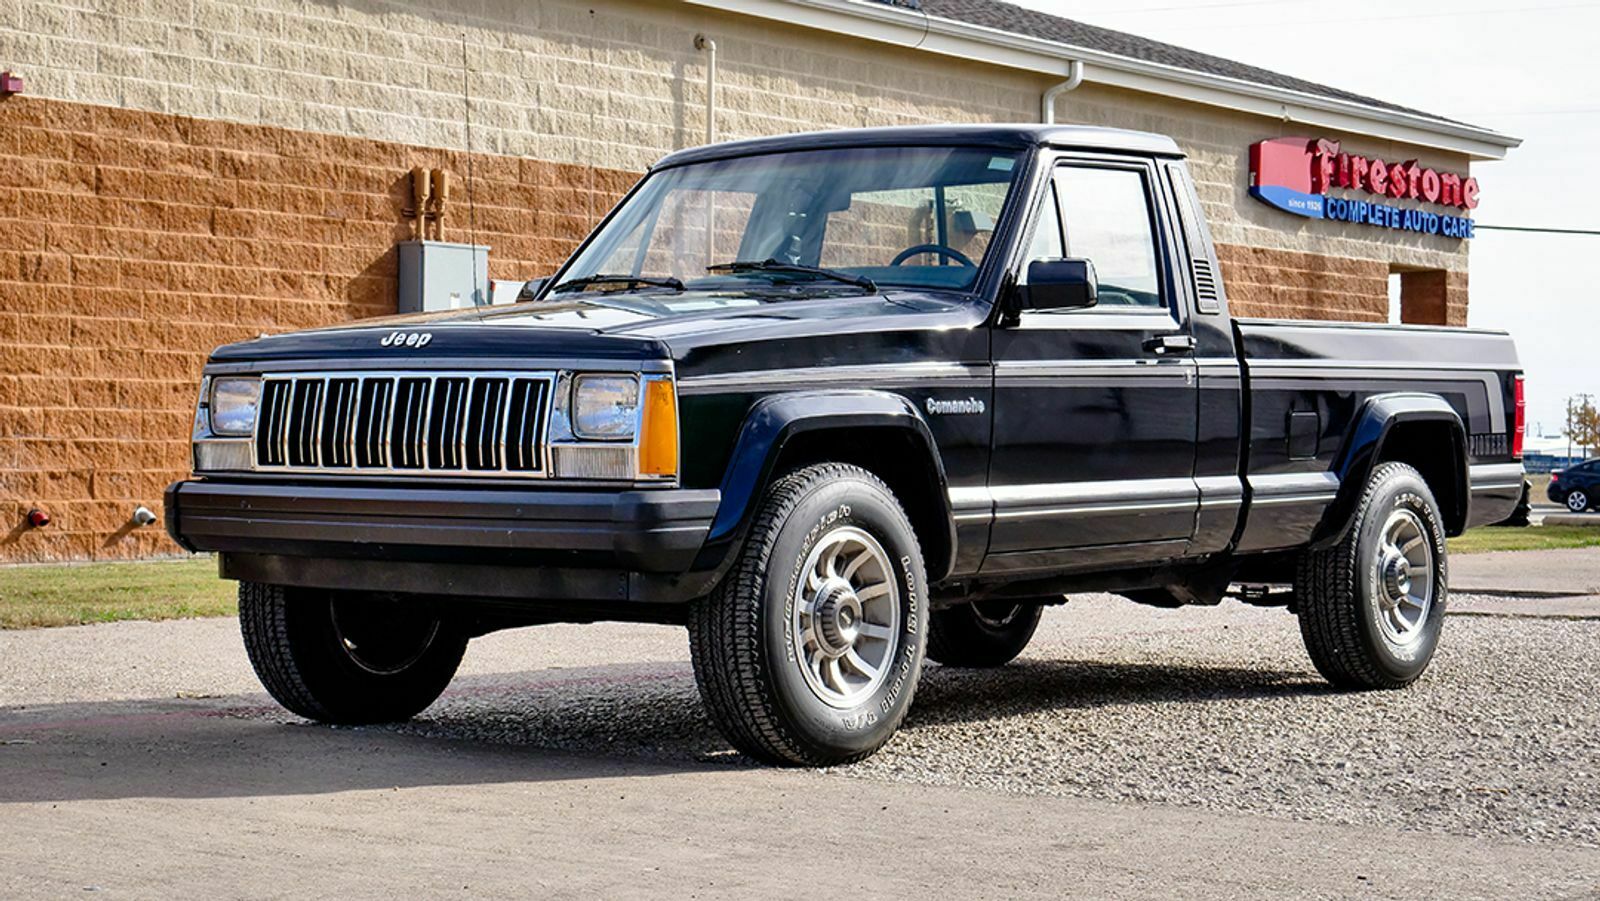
[572,375,640,440]
[209,377,262,436]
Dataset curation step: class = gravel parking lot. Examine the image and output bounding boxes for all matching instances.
[6,593,1598,855]
[388,596,1600,848]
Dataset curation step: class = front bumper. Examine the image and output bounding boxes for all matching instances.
[165,479,720,605]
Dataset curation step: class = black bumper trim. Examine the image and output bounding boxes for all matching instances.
[218,553,715,607]
[165,479,720,576]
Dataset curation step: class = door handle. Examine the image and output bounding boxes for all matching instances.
[1143,334,1195,355]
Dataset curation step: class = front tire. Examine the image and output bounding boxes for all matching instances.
[688,463,928,766]
[239,582,467,724]
[928,599,1044,667]
[1295,462,1447,689]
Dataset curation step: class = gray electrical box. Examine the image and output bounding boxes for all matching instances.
[397,240,490,313]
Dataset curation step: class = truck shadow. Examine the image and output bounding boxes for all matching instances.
[0,657,1325,804]
[908,657,1331,727]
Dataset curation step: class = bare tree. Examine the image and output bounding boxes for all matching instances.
[1567,394,1600,458]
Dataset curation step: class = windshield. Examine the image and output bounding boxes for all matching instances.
[555,146,1023,295]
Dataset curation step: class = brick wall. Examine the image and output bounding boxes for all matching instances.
[1211,246,1467,324]
[0,95,632,562]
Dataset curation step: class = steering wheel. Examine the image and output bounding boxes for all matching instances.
[889,243,976,268]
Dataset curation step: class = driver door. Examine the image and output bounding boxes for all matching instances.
[984,157,1200,574]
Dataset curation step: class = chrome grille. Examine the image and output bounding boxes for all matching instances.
[254,372,551,476]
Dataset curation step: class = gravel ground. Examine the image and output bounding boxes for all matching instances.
[377,595,1600,848]
[860,602,1600,847]
[5,594,1598,849]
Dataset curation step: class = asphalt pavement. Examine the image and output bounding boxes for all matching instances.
[1451,546,1600,597]
[4,557,1600,898]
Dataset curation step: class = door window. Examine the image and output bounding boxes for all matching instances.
[1054,166,1164,310]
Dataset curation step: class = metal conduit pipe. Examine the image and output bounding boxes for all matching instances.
[695,34,717,144]
[1041,59,1085,124]
[694,34,718,263]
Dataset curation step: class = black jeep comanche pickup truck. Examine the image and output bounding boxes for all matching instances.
[167,125,1525,765]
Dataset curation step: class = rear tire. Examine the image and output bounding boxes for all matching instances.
[238,582,467,724]
[688,463,928,766]
[927,599,1044,667]
[1295,462,1447,690]
[1568,490,1590,513]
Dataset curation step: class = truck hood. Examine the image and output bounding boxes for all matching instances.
[207,289,982,365]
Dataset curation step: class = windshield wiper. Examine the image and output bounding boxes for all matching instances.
[550,274,685,294]
[707,259,876,294]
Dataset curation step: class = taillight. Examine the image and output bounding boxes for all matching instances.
[1512,374,1526,460]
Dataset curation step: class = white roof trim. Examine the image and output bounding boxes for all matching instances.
[686,0,1521,160]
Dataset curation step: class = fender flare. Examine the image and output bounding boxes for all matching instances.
[1311,392,1468,548]
[697,389,957,579]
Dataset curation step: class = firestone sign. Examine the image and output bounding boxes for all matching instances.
[1248,137,1478,239]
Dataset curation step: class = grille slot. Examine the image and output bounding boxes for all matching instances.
[285,380,324,467]
[255,380,293,467]
[355,378,393,468]
[319,378,358,468]
[391,378,431,470]
[426,377,469,470]
[253,372,551,477]
[505,378,548,472]
[465,378,509,471]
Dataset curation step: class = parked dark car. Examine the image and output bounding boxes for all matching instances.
[1548,459,1600,512]
[166,125,1525,765]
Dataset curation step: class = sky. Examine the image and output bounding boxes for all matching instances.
[1011,0,1600,437]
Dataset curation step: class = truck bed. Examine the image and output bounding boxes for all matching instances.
[1228,317,1523,552]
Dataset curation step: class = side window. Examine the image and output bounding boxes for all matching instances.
[1054,166,1164,309]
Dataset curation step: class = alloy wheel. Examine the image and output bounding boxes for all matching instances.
[789,526,901,708]
[1373,509,1435,646]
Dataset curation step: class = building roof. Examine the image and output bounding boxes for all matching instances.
[915,0,1459,127]
[656,123,1181,167]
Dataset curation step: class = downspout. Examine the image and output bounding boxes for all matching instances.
[695,34,718,263]
[695,34,717,144]
[1040,59,1085,124]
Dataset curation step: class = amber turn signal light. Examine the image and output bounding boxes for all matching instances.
[639,378,679,478]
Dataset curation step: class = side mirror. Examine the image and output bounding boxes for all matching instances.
[1021,259,1097,311]
[517,276,552,303]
